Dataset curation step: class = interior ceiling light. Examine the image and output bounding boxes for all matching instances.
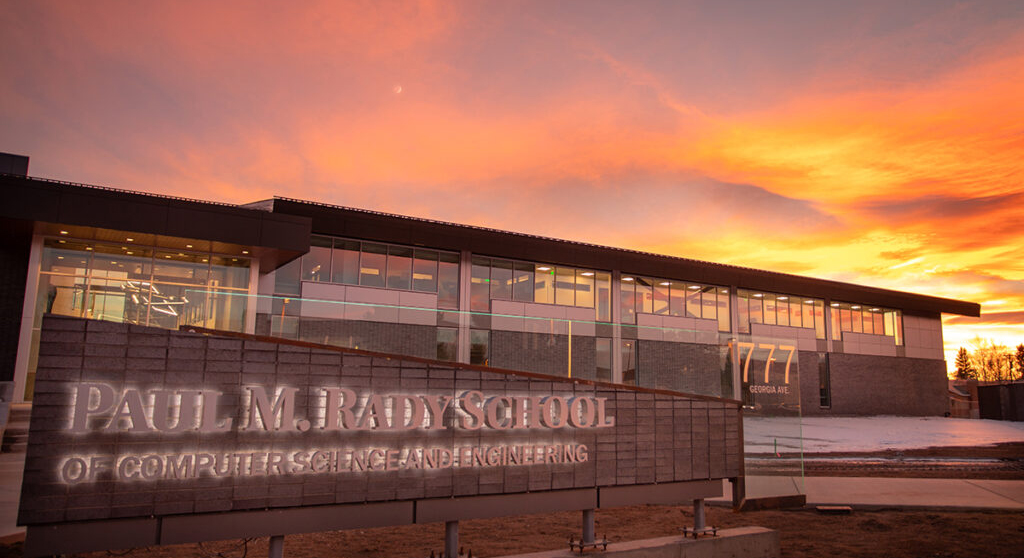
[242,250,249,255]
[581,272,594,277]
[720,289,729,293]
[753,293,764,298]
[778,296,788,300]
[659,281,670,286]
[851,305,861,310]
[537,266,551,271]
[805,300,815,304]
[622,277,634,282]
[831,303,840,307]
[126,238,134,242]
[688,285,701,290]
[59,231,68,235]
[85,247,93,251]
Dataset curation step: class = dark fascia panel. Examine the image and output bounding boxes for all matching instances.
[0,175,312,260]
[268,197,981,318]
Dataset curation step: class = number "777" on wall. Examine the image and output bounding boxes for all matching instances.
[731,342,796,384]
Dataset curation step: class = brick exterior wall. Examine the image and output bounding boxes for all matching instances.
[256,314,437,360]
[637,340,725,398]
[22,316,740,527]
[490,331,596,378]
[808,352,947,416]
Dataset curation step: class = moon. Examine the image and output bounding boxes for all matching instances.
[393,85,402,94]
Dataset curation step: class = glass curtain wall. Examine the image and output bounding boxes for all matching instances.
[471,257,612,321]
[620,276,731,332]
[829,302,902,344]
[737,290,825,339]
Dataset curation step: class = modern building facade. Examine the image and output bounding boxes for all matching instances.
[0,154,981,416]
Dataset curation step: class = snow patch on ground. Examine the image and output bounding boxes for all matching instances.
[744,416,1024,453]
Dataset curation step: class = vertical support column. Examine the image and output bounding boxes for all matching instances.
[610,270,623,383]
[268,535,284,558]
[693,499,706,531]
[444,520,459,558]
[245,257,261,334]
[824,298,834,353]
[729,286,742,401]
[567,320,572,378]
[457,250,472,364]
[13,234,43,402]
[581,509,595,545]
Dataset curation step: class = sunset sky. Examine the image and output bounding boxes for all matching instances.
[2,1,1022,372]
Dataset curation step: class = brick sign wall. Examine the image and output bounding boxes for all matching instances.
[20,316,740,554]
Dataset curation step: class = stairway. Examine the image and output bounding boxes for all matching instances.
[1,403,31,453]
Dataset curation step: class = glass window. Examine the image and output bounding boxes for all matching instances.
[737,292,750,333]
[814,301,825,339]
[802,300,815,331]
[470,329,489,366]
[359,243,387,288]
[41,240,92,274]
[153,251,207,286]
[490,259,513,300]
[595,272,611,322]
[894,311,903,345]
[653,281,670,315]
[686,284,702,318]
[717,288,730,332]
[534,265,554,304]
[635,278,652,314]
[271,297,301,339]
[386,246,413,290]
[818,353,831,408]
[595,338,612,382]
[412,249,438,292]
[208,256,249,291]
[302,236,332,283]
[620,278,636,324]
[873,311,884,335]
[748,293,763,324]
[669,282,686,317]
[513,262,534,301]
[840,305,852,332]
[576,270,595,308]
[437,327,457,362]
[555,267,575,306]
[275,257,301,295]
[851,306,863,333]
[332,240,360,285]
[862,309,874,334]
[437,252,460,309]
[701,286,717,320]
[830,304,841,340]
[36,273,86,319]
[775,296,788,326]
[762,294,776,325]
[470,256,490,311]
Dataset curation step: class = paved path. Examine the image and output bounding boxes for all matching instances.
[711,475,1024,511]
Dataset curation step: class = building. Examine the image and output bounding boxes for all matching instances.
[0,153,980,417]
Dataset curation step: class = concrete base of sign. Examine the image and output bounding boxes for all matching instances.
[495,527,779,558]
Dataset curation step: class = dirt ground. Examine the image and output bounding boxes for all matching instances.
[3,443,1023,558]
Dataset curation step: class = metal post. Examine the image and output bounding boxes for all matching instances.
[582,509,595,545]
[445,520,459,558]
[693,499,705,531]
[268,535,284,558]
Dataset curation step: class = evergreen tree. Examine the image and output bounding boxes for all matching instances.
[954,347,975,380]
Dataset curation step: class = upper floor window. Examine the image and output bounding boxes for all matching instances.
[275,236,459,309]
[737,290,825,339]
[621,276,730,332]
[470,256,612,321]
[829,302,902,345]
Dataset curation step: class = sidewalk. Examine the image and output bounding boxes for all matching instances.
[711,475,1024,511]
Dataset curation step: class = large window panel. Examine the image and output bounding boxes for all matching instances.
[620,278,636,324]
[575,270,595,309]
[595,272,611,322]
[635,278,653,315]
[359,243,387,288]
[717,288,730,331]
[737,293,750,333]
[332,240,360,285]
[762,294,776,325]
[685,284,702,318]
[437,252,460,309]
[470,256,491,311]
[555,267,575,306]
[775,296,789,326]
[386,246,413,290]
[595,338,612,382]
[534,265,555,304]
[513,262,534,302]
[209,256,250,291]
[490,259,513,301]
[437,327,457,362]
[669,282,686,317]
[701,287,717,320]
[302,236,332,283]
[470,329,489,366]
[412,249,438,293]
[653,281,670,315]
[748,294,763,324]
